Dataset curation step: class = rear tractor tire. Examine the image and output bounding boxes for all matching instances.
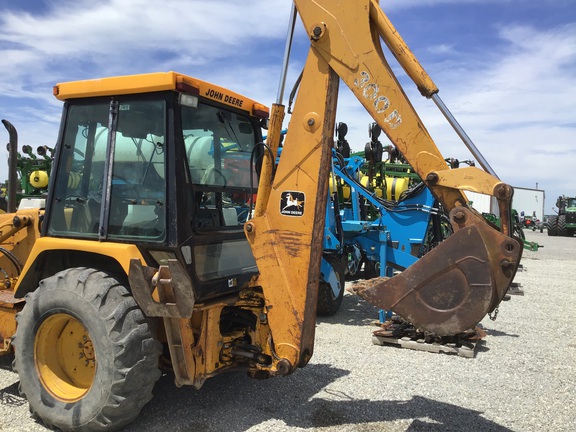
[547,215,559,236]
[363,259,381,280]
[557,215,568,236]
[514,224,525,240]
[13,267,162,432]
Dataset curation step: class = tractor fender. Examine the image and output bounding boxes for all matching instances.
[14,237,146,299]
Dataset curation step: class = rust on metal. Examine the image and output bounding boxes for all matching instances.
[353,207,522,336]
[129,259,196,318]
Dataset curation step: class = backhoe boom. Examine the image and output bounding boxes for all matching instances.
[246,0,522,372]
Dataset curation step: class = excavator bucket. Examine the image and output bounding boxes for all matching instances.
[354,207,522,336]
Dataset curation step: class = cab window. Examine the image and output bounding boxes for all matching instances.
[47,99,166,241]
[182,103,258,228]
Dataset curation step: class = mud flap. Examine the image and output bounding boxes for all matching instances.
[354,214,522,336]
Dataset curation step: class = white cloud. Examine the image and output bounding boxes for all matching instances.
[414,22,576,202]
[0,0,294,178]
[0,0,292,83]
[428,44,456,55]
[0,0,574,208]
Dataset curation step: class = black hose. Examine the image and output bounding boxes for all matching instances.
[287,71,304,114]
[0,247,23,274]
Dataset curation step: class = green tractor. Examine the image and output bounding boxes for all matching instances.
[548,195,576,237]
[482,210,541,251]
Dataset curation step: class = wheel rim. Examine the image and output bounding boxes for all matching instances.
[347,254,360,276]
[35,313,96,402]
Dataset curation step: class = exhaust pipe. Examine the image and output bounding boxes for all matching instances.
[2,120,18,213]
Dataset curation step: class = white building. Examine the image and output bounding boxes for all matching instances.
[512,187,545,221]
[465,187,545,221]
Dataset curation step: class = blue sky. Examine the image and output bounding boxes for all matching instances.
[0,0,575,211]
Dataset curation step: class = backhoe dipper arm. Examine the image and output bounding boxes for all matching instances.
[245,50,338,375]
[246,0,522,374]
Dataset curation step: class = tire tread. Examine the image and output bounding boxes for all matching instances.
[13,267,161,432]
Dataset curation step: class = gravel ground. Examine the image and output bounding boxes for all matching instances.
[0,229,574,431]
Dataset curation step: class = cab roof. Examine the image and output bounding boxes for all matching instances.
[53,71,269,118]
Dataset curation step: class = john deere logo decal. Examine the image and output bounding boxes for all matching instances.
[280,191,305,216]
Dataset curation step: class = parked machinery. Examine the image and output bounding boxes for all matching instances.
[0,1,522,430]
[303,122,448,316]
[548,195,576,236]
[327,122,452,281]
[0,120,53,212]
[482,210,541,251]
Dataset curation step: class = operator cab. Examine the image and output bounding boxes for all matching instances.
[46,72,269,301]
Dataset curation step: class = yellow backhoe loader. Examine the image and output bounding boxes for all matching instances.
[0,1,522,430]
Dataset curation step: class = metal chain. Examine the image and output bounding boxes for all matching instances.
[488,306,499,321]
